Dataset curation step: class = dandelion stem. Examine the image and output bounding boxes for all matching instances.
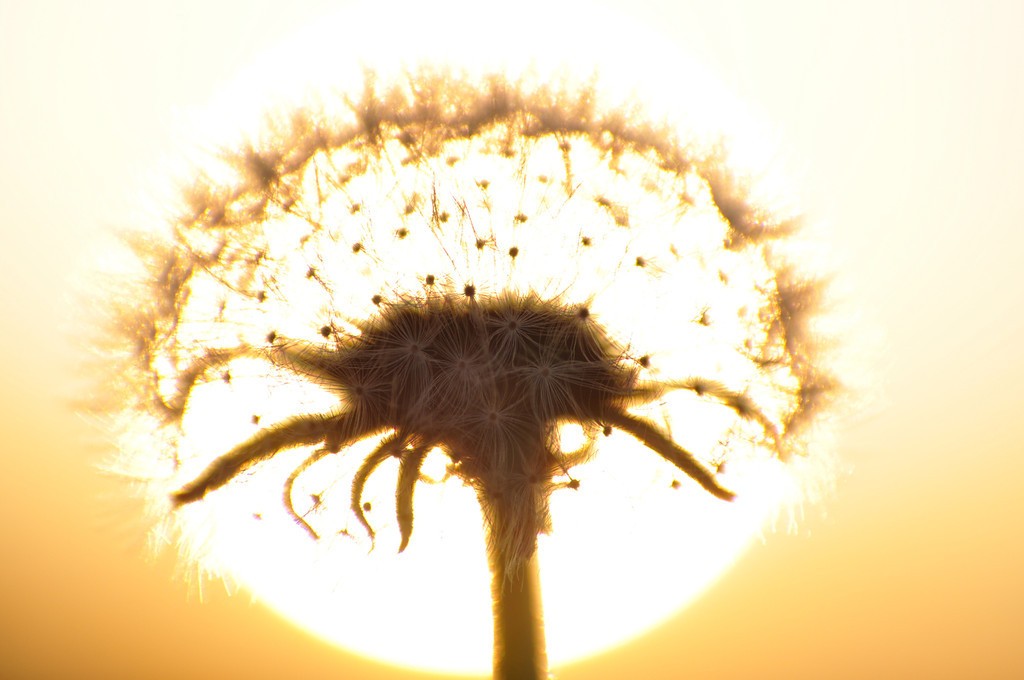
[481,494,547,680]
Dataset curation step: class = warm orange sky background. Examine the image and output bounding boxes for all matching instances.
[2,1,1023,678]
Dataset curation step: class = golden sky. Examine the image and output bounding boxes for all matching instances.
[2,1,1022,678]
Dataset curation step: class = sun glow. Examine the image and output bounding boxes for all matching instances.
[101,1,834,676]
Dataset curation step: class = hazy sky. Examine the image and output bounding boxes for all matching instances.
[2,1,1022,678]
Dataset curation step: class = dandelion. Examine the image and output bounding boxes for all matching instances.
[98,68,837,679]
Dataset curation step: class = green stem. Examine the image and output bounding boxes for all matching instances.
[482,496,547,680]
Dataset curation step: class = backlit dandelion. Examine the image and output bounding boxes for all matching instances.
[98,68,838,679]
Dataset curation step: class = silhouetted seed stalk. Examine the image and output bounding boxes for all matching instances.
[99,68,837,679]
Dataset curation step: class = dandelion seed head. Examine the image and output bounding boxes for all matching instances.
[86,2,851,671]
[112,68,836,562]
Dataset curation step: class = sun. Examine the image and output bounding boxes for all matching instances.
[95,1,836,676]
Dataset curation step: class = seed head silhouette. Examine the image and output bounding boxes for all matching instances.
[104,68,836,679]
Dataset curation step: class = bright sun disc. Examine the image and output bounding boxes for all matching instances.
[102,1,836,675]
